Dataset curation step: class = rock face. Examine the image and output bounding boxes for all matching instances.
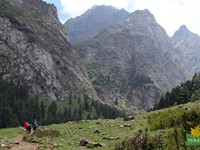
[172,25,200,77]
[75,9,187,110]
[64,5,129,44]
[0,0,99,101]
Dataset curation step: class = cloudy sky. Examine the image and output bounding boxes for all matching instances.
[43,0,200,36]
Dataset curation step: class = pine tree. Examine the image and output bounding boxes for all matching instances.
[47,101,57,124]
[40,101,46,123]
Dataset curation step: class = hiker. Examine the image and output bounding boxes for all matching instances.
[24,121,31,134]
[32,119,38,131]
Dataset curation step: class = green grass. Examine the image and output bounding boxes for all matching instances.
[0,127,21,138]
[1,101,200,149]
[43,118,145,150]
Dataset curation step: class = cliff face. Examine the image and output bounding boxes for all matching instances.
[64,5,129,44]
[172,25,200,77]
[75,9,187,110]
[0,0,99,101]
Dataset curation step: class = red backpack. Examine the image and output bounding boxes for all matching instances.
[24,122,30,129]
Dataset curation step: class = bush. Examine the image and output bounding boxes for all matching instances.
[148,109,184,131]
[115,129,164,150]
[166,127,200,150]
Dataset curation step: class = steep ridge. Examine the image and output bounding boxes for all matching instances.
[0,0,99,101]
[64,5,129,44]
[172,25,200,77]
[75,9,187,110]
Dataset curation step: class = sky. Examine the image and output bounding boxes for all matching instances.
[43,0,200,36]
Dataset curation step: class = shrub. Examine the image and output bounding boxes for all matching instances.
[114,129,164,150]
[148,109,184,131]
[166,127,200,150]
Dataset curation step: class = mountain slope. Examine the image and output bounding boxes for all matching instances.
[75,9,187,110]
[172,25,200,76]
[0,0,98,101]
[64,5,129,44]
[155,72,200,109]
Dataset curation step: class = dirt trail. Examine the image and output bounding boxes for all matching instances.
[10,134,38,150]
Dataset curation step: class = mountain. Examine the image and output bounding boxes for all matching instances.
[0,0,99,101]
[75,9,187,110]
[64,5,129,44]
[172,25,200,76]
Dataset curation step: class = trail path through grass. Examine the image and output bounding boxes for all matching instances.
[10,134,38,150]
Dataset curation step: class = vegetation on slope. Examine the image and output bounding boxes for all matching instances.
[0,78,123,128]
[116,101,200,150]
[155,73,200,109]
[1,101,199,149]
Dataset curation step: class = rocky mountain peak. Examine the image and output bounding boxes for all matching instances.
[0,0,99,101]
[75,9,187,110]
[179,25,188,31]
[173,25,190,38]
[64,5,129,44]
[130,9,156,22]
[172,25,200,76]
[88,5,119,13]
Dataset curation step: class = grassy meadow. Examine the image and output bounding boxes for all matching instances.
[1,101,200,149]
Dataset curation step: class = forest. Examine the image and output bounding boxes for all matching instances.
[0,78,123,128]
[155,73,200,109]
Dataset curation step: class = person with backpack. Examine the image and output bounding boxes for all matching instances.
[24,121,31,134]
[32,119,38,131]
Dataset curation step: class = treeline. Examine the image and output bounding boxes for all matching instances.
[0,79,123,128]
[155,73,200,109]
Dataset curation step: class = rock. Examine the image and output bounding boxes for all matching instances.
[76,9,188,111]
[119,125,124,128]
[40,144,45,147]
[102,136,120,140]
[0,0,99,105]
[138,130,143,133]
[94,129,100,134]
[185,107,190,110]
[53,143,59,148]
[124,124,132,127]
[14,141,19,144]
[96,121,100,125]
[64,5,129,44]
[80,138,103,147]
[1,144,11,149]
[124,116,135,121]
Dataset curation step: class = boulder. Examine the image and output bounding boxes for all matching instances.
[14,141,19,144]
[80,138,103,147]
[123,116,134,121]
[124,124,132,127]
[94,129,100,134]
[102,136,120,140]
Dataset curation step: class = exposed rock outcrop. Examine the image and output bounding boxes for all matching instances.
[75,9,187,110]
[64,5,129,44]
[172,25,200,78]
[0,0,99,101]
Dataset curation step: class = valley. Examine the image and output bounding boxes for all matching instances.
[1,101,200,149]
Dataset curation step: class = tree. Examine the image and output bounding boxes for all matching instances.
[0,105,12,128]
[40,101,46,123]
[87,114,91,120]
[47,101,57,124]
[79,105,83,120]
[72,109,78,120]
